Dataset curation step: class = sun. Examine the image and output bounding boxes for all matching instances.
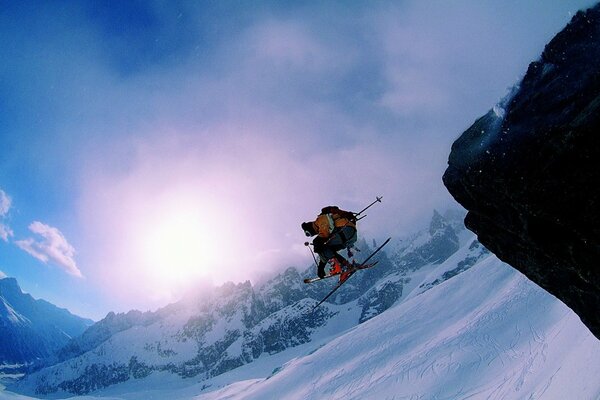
[133,195,226,290]
[144,212,213,278]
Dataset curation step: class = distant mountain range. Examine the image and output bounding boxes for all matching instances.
[0,277,93,365]
[4,208,599,399]
[195,241,600,400]
[12,210,484,396]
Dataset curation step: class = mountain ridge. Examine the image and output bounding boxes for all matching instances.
[12,210,468,396]
[0,277,94,365]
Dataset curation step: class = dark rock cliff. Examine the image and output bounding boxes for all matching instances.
[443,4,600,340]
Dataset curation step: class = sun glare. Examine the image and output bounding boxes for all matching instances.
[134,195,226,290]
[146,214,210,276]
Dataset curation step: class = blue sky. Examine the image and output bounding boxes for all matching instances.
[0,0,596,320]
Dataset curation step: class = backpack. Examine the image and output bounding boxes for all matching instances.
[320,206,356,223]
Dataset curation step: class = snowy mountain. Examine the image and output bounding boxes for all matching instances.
[2,210,599,399]
[0,277,93,364]
[194,255,600,400]
[11,211,471,397]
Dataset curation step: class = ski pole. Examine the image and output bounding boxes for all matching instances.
[354,196,383,217]
[305,242,319,268]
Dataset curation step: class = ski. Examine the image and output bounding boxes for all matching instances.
[303,261,378,284]
[311,237,391,311]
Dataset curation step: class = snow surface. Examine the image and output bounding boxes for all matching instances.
[0,299,28,325]
[192,258,600,400]
[2,251,600,399]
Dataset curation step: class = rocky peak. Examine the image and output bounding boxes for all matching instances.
[0,277,22,298]
[0,276,92,365]
[443,4,600,340]
[393,210,460,273]
[103,309,155,328]
[428,210,446,236]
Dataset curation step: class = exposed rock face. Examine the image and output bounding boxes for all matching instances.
[443,5,600,340]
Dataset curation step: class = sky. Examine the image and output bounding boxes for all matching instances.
[0,0,596,320]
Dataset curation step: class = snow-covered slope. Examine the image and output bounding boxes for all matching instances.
[194,257,600,400]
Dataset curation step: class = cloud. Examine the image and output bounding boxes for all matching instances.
[0,270,6,279]
[0,189,10,216]
[15,221,83,278]
[247,19,349,73]
[0,225,12,242]
[0,189,13,242]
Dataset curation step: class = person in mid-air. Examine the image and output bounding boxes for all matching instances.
[302,206,358,278]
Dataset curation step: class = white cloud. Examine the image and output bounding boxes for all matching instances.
[0,270,6,279]
[248,19,348,73]
[0,189,11,216]
[0,225,13,242]
[15,221,83,278]
[0,189,13,242]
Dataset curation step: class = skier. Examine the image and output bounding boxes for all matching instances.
[302,206,358,279]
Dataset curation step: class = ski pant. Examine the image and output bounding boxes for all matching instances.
[313,226,357,263]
